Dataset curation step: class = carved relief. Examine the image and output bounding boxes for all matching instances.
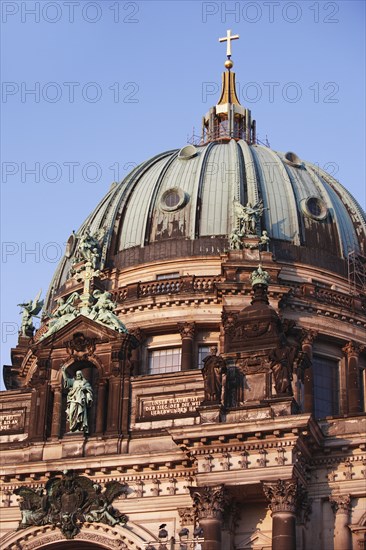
[178,506,196,526]
[66,332,96,359]
[239,451,250,469]
[13,470,128,539]
[257,449,268,468]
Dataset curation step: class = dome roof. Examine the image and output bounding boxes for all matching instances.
[45,55,365,308]
[46,139,365,307]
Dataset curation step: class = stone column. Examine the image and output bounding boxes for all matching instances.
[329,495,352,550]
[178,322,195,371]
[50,385,62,438]
[301,330,317,413]
[342,342,362,414]
[189,485,227,550]
[262,479,299,550]
[95,379,107,434]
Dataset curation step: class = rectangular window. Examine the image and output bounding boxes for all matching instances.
[313,356,339,419]
[197,345,218,369]
[148,347,181,375]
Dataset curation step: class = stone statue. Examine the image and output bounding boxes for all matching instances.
[233,199,265,236]
[14,487,49,528]
[202,346,227,404]
[89,290,127,333]
[74,228,105,269]
[43,292,79,338]
[269,336,298,396]
[228,228,243,250]
[62,367,93,434]
[18,290,44,336]
[259,230,270,251]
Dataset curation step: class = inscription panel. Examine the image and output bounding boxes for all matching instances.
[139,394,202,419]
[0,409,25,433]
[245,373,267,401]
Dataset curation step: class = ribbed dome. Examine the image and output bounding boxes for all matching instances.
[45,139,365,308]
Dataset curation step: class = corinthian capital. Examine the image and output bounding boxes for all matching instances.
[342,341,361,358]
[301,329,318,346]
[178,322,196,339]
[329,494,351,515]
[189,485,228,521]
[262,479,299,514]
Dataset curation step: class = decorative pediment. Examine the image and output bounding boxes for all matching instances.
[237,529,272,549]
[32,315,132,350]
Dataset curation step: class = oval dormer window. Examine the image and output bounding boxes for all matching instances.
[178,145,198,160]
[301,196,328,221]
[284,151,303,168]
[160,188,188,212]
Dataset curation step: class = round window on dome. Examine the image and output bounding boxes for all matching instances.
[284,151,303,168]
[160,188,187,212]
[301,196,328,221]
[178,144,198,160]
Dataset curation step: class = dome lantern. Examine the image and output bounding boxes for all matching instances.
[201,30,256,144]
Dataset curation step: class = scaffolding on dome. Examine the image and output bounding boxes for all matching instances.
[348,250,366,295]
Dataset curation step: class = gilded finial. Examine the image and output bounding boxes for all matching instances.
[219,29,239,68]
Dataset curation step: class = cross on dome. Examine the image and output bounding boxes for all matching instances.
[219,29,239,58]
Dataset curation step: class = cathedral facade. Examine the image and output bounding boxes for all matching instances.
[1,32,366,550]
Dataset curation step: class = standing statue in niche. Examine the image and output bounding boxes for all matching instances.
[61,367,93,434]
[202,346,227,404]
[18,290,44,336]
[269,336,298,396]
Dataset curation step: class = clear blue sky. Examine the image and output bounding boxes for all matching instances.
[1,0,365,388]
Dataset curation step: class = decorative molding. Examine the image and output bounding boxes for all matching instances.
[178,506,196,527]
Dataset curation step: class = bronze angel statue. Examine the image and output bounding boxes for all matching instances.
[233,199,266,236]
[14,486,49,528]
[83,481,128,526]
[18,289,44,336]
[73,227,106,270]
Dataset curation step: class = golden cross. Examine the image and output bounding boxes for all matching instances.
[219,29,240,58]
